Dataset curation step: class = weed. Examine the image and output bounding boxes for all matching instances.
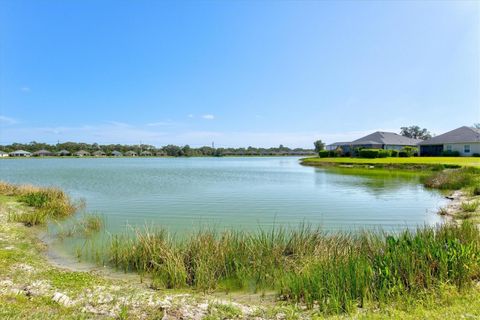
[461,201,479,213]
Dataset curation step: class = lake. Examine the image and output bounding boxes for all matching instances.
[0,157,445,234]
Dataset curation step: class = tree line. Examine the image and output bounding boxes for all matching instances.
[1,141,315,157]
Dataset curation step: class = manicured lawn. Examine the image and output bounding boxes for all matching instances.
[301,156,480,167]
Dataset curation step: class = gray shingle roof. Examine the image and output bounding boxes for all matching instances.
[350,131,421,146]
[327,142,351,147]
[75,150,90,156]
[418,126,480,145]
[10,150,32,155]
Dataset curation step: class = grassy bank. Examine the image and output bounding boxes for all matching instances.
[0,182,77,226]
[300,156,480,168]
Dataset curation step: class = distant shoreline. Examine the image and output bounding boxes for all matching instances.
[0,154,313,159]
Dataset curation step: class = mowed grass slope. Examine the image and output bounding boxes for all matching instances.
[301,156,480,167]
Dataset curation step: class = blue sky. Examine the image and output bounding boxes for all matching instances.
[0,1,478,147]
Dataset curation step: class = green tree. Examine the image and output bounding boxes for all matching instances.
[313,140,325,153]
[400,126,432,140]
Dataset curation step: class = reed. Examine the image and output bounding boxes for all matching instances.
[422,167,479,190]
[0,181,76,226]
[56,213,103,239]
[461,201,479,213]
[88,222,480,314]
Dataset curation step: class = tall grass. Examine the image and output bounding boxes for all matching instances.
[0,181,76,226]
[86,222,480,313]
[56,213,103,239]
[461,201,479,213]
[422,167,479,190]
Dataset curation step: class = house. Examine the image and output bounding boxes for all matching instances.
[111,150,123,157]
[93,150,106,157]
[9,150,32,157]
[140,151,153,156]
[57,150,71,156]
[326,142,350,151]
[0,151,9,157]
[125,151,138,157]
[75,150,91,157]
[32,149,54,157]
[328,132,421,154]
[156,151,167,157]
[418,126,480,156]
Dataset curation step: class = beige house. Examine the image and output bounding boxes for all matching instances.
[419,126,480,156]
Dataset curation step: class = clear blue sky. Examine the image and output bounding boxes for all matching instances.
[0,0,479,147]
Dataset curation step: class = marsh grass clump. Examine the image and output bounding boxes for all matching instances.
[461,201,479,213]
[437,207,449,216]
[278,222,480,313]
[422,167,479,190]
[0,181,76,226]
[56,213,103,239]
[94,222,480,314]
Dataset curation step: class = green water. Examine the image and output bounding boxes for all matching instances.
[0,157,445,233]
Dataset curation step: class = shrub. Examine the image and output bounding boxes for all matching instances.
[473,186,480,196]
[359,149,381,158]
[398,146,418,157]
[473,153,480,157]
[390,150,399,157]
[334,147,344,157]
[442,150,461,157]
[319,150,329,158]
[377,150,390,158]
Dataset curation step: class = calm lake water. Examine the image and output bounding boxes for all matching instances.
[0,157,445,234]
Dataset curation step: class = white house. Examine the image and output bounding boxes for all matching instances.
[418,126,480,156]
[9,150,32,157]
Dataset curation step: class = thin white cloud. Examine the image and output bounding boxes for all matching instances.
[202,114,215,120]
[20,87,30,92]
[187,114,194,118]
[106,121,131,127]
[147,122,171,127]
[0,115,18,125]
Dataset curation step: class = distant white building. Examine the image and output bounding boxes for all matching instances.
[125,151,137,157]
[419,126,480,156]
[9,150,32,157]
[0,151,8,157]
[75,150,91,157]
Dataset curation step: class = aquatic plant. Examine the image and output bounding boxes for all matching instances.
[86,221,480,314]
[56,213,103,239]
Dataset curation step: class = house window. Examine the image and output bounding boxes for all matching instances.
[464,145,471,153]
[446,145,452,151]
